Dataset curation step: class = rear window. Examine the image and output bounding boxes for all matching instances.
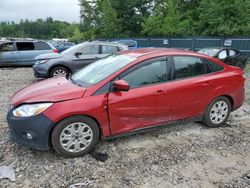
[34,42,51,50]
[205,59,224,72]
[102,45,119,54]
[16,42,35,51]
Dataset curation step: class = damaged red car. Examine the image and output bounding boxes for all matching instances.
[7,48,245,157]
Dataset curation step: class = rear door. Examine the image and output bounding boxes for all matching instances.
[169,56,213,120]
[108,57,172,135]
[72,44,101,71]
[0,42,17,67]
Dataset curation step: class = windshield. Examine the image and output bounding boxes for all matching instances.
[71,54,137,87]
[61,42,86,55]
[198,48,220,57]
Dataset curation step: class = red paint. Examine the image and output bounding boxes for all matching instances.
[11,77,86,107]
[113,80,130,91]
[11,49,245,138]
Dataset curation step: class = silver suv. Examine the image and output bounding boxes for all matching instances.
[33,41,128,78]
[0,40,57,67]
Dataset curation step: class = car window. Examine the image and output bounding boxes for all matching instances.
[218,50,227,59]
[229,50,236,56]
[80,45,99,55]
[16,42,35,51]
[174,56,205,79]
[121,59,167,88]
[205,59,224,72]
[0,42,14,51]
[102,45,118,54]
[34,42,51,50]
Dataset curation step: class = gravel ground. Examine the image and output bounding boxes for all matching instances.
[0,68,250,188]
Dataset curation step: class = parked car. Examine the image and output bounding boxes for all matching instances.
[53,42,75,53]
[114,39,139,50]
[7,48,245,157]
[198,47,248,70]
[0,40,58,67]
[33,41,128,78]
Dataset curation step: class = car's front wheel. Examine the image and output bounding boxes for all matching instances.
[202,96,231,127]
[51,116,100,158]
[50,66,69,78]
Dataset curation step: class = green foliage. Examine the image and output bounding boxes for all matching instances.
[0,17,82,41]
[0,0,249,40]
[196,0,250,36]
[142,0,192,36]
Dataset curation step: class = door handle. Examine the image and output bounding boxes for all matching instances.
[202,81,210,86]
[155,90,167,95]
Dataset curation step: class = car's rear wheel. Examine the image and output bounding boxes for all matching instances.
[51,116,100,158]
[50,66,69,78]
[202,96,231,127]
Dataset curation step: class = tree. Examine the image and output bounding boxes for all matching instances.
[196,0,250,36]
[142,0,191,37]
[95,0,122,38]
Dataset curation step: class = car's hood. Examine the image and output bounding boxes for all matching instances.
[35,53,63,60]
[11,77,86,107]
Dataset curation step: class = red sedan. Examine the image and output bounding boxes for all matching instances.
[7,48,245,157]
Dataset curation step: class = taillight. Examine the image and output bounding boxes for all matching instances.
[53,49,59,53]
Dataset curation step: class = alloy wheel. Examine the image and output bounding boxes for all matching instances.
[53,69,67,77]
[59,122,93,153]
[209,101,229,124]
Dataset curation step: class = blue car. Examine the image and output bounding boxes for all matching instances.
[0,40,58,67]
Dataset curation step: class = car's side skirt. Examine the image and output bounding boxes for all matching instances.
[102,116,202,140]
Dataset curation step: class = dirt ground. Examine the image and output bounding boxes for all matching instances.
[0,67,250,188]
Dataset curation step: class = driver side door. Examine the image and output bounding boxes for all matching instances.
[108,57,172,135]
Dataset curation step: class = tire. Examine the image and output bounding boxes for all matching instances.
[51,115,100,158]
[50,66,69,78]
[202,96,231,127]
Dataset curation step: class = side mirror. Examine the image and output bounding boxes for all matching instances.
[75,51,82,57]
[113,80,130,92]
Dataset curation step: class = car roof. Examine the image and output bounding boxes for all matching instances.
[118,48,208,58]
[1,40,47,43]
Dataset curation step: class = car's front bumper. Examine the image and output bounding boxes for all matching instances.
[33,62,49,78]
[7,109,54,150]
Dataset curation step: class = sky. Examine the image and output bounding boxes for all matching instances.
[0,0,81,23]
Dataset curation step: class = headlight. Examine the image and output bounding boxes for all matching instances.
[13,103,53,117]
[39,60,48,64]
